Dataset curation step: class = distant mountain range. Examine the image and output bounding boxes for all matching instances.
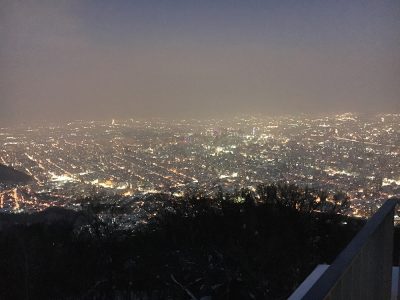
[0,164,33,184]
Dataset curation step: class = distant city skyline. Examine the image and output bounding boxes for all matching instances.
[1,113,399,217]
[1,0,399,125]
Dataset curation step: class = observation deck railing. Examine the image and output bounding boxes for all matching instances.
[291,198,399,300]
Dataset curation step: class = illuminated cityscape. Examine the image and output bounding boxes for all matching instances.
[1,113,399,219]
[2,0,399,298]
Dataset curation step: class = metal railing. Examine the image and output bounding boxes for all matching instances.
[301,198,399,300]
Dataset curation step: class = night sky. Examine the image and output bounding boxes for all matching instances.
[1,0,399,124]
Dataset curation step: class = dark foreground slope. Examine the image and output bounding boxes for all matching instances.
[0,186,367,299]
[0,164,32,184]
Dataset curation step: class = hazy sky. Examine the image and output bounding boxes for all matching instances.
[1,0,399,124]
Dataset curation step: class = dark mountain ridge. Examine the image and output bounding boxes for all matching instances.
[0,185,371,300]
[0,164,33,184]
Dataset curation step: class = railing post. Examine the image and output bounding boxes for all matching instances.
[297,198,399,300]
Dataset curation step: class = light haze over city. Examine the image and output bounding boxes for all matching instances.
[1,0,399,125]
